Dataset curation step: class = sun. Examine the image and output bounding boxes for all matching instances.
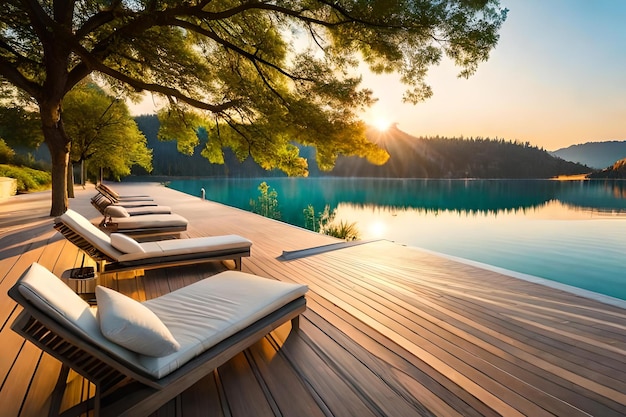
[372,116,392,132]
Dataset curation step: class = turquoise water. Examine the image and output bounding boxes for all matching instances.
[168,178,626,301]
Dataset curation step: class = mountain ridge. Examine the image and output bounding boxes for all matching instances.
[330,126,589,178]
[551,140,626,169]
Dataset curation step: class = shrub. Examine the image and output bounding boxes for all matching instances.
[0,164,51,192]
[250,181,280,220]
[303,204,317,231]
[12,152,51,171]
[322,220,360,241]
[304,204,360,241]
[0,139,15,163]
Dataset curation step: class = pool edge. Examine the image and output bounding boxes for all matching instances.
[415,247,626,310]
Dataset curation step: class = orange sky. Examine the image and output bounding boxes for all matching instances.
[361,0,626,151]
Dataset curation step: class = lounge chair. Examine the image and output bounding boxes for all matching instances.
[103,204,172,217]
[91,192,159,214]
[9,262,307,417]
[99,210,189,236]
[97,183,153,201]
[55,209,252,272]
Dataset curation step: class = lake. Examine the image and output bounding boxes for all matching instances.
[167,178,626,302]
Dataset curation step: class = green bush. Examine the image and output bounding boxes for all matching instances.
[0,139,15,163]
[322,220,360,241]
[12,152,51,171]
[250,182,281,220]
[0,164,52,192]
[303,204,360,241]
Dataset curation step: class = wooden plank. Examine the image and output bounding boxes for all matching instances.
[245,239,624,416]
[299,299,498,417]
[312,245,620,414]
[179,371,226,417]
[0,308,27,389]
[0,336,44,417]
[266,325,379,417]
[278,258,532,414]
[290,315,436,416]
[150,398,178,417]
[19,353,63,417]
[217,351,276,417]
[246,331,328,417]
[273,261,547,416]
[0,243,44,327]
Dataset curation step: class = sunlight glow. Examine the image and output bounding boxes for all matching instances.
[373,117,392,132]
[367,221,388,238]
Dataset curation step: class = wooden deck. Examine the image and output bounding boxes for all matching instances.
[1,183,625,417]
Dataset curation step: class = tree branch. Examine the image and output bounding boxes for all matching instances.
[173,18,311,83]
[0,56,42,99]
[90,62,238,112]
[251,59,288,105]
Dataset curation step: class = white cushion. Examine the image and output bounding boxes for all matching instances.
[104,205,130,218]
[138,271,308,378]
[119,234,251,262]
[106,201,159,208]
[17,262,96,330]
[120,206,172,216]
[58,209,123,260]
[96,286,180,357]
[110,233,145,254]
[110,213,188,230]
[16,263,141,368]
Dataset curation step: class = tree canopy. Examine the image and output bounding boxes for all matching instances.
[0,0,507,215]
[63,81,152,184]
[0,106,43,151]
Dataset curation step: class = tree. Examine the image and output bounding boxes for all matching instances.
[63,81,152,186]
[0,106,44,151]
[0,0,507,215]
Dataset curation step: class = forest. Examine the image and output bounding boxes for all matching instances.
[134,115,591,179]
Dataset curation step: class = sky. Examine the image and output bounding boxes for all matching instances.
[361,0,626,151]
[130,0,626,152]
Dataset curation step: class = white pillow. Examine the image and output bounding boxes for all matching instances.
[104,205,130,218]
[96,286,180,357]
[110,233,144,254]
[17,262,96,328]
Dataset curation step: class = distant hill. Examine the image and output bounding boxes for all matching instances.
[330,126,590,179]
[588,158,626,179]
[551,141,626,169]
[134,115,591,179]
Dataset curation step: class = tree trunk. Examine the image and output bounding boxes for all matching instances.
[40,101,71,216]
[67,162,75,198]
[47,139,69,216]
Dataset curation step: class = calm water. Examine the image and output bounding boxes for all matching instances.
[168,178,626,301]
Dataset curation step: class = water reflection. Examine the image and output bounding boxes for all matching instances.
[168,178,626,300]
[556,180,626,214]
[168,178,626,227]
